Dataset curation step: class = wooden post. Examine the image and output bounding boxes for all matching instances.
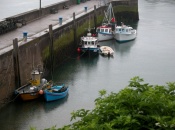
[13,38,21,89]
[49,25,54,80]
[73,12,77,45]
[94,5,97,32]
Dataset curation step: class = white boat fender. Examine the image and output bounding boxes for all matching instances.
[41,78,47,85]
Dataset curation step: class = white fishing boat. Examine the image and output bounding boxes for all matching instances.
[114,22,137,42]
[77,32,99,53]
[77,21,99,54]
[96,3,116,42]
[99,46,114,56]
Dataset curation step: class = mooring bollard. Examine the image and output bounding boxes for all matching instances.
[59,17,63,25]
[23,32,28,41]
[84,6,88,12]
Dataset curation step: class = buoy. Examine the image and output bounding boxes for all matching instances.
[77,48,81,52]
[39,90,44,95]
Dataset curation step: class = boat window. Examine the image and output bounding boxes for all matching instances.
[88,42,91,45]
[105,29,108,32]
[109,29,112,32]
[96,28,100,32]
[119,29,121,31]
[126,29,128,32]
[122,29,125,32]
[101,29,104,32]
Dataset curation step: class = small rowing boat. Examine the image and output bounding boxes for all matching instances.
[43,84,69,102]
[99,46,114,56]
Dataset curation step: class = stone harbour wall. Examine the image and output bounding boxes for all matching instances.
[0,0,138,108]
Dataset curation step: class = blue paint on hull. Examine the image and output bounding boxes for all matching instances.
[44,86,68,102]
[80,48,99,51]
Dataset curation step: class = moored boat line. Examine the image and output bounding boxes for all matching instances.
[96,2,137,43]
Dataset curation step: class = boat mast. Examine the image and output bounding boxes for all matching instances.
[102,3,115,25]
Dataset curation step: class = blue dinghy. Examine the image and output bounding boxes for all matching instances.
[44,85,68,102]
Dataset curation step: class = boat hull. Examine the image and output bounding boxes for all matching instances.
[19,92,41,101]
[114,31,137,42]
[97,32,113,42]
[44,86,68,102]
[99,46,114,56]
[79,47,99,53]
[15,79,50,101]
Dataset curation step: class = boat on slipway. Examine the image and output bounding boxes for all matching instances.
[99,46,114,56]
[15,68,51,101]
[114,22,137,42]
[96,3,116,42]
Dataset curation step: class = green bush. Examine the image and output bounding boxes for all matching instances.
[59,77,175,130]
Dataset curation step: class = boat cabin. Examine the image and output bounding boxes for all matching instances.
[96,25,112,34]
[81,35,98,48]
[31,69,42,86]
[115,22,135,34]
[115,26,135,34]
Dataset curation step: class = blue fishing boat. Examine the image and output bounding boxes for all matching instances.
[77,19,100,54]
[44,85,68,102]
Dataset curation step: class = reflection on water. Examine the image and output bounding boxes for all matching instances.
[50,54,100,82]
[43,95,69,113]
[0,99,44,130]
[99,39,135,58]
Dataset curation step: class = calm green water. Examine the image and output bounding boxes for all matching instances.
[0,0,175,130]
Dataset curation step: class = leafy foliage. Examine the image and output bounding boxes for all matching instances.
[32,76,175,130]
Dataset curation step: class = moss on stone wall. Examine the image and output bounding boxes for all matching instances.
[42,17,99,70]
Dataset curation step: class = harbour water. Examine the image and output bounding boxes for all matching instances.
[0,0,175,130]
